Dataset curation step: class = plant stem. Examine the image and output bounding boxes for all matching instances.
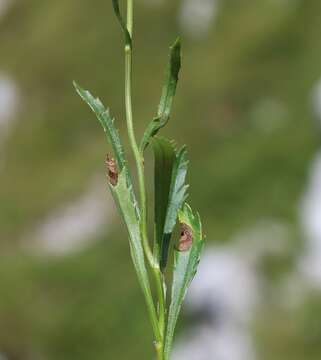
[125,0,154,273]
[124,1,166,356]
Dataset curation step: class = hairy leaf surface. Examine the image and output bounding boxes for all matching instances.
[140,39,181,151]
[164,204,204,360]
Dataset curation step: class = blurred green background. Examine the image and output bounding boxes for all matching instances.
[1,0,321,359]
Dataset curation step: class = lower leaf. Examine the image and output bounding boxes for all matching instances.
[163,203,205,360]
[109,169,153,312]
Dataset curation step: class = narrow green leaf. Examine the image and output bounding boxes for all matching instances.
[112,0,132,47]
[109,169,159,333]
[160,145,189,270]
[164,203,205,360]
[152,137,176,262]
[140,39,181,151]
[73,81,125,170]
[74,82,139,214]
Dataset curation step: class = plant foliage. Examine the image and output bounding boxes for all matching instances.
[74,2,204,359]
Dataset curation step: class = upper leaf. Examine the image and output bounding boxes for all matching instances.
[140,39,181,152]
[112,0,132,47]
[164,203,205,360]
[74,82,139,214]
[160,145,189,270]
[74,82,126,170]
[152,137,176,263]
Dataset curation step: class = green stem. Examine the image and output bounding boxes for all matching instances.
[125,0,154,271]
[124,1,166,355]
[156,274,166,356]
[155,341,165,360]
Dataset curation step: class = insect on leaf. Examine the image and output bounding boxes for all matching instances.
[140,38,181,152]
[164,203,205,360]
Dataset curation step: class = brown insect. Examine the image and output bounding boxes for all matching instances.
[105,155,118,186]
[178,223,193,252]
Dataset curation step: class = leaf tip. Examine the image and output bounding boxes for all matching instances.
[171,37,181,50]
[73,80,81,90]
[73,81,85,98]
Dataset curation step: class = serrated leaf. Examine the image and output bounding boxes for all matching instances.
[140,39,181,152]
[74,82,139,215]
[73,81,126,170]
[112,0,132,47]
[164,203,205,360]
[109,169,154,317]
[160,145,189,270]
[152,137,176,263]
